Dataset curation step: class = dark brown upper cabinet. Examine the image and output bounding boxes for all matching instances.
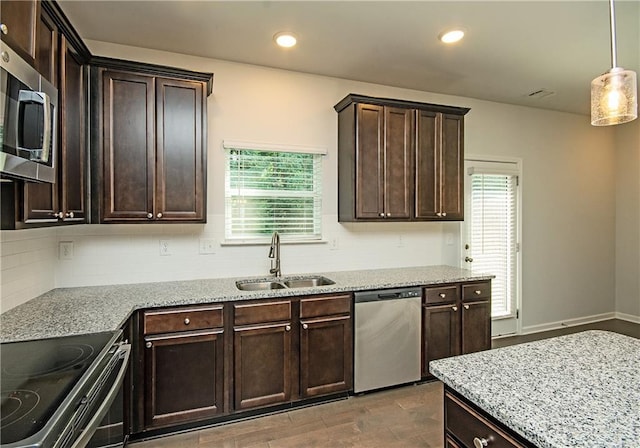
[415,111,465,220]
[91,61,212,223]
[335,94,469,222]
[0,0,39,66]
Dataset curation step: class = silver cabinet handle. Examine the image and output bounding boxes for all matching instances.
[475,290,482,295]
[464,304,470,310]
[379,213,385,217]
[184,318,190,325]
[386,213,391,217]
[53,212,63,218]
[302,323,308,330]
[452,306,458,312]
[465,256,474,263]
[473,437,489,448]
[1,51,9,63]
[439,293,446,299]
[157,212,163,218]
[442,212,447,217]
[285,325,291,331]
[145,341,152,348]
[65,211,74,219]
[147,213,153,219]
[1,24,8,35]
[436,212,442,217]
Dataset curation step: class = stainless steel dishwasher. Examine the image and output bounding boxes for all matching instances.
[354,287,422,393]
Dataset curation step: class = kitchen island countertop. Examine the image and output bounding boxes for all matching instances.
[1,264,491,342]
[430,330,640,448]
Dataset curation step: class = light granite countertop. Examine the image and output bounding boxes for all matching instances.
[1,265,492,343]
[430,330,640,448]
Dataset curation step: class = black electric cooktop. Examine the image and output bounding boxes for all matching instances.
[0,332,116,445]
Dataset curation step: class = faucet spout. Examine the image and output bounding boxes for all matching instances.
[268,231,281,277]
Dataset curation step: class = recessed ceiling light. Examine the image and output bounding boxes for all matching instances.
[274,32,297,48]
[439,29,465,44]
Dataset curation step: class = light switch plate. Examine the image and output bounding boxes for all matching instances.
[199,238,216,255]
[59,241,74,260]
[159,240,171,256]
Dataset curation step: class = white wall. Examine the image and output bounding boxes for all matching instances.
[0,40,623,330]
[615,119,640,320]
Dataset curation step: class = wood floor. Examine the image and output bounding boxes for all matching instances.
[130,319,639,448]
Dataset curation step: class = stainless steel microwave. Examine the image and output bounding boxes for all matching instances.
[0,41,58,183]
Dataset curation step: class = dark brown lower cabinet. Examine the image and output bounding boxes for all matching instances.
[444,388,533,448]
[423,281,491,377]
[422,303,460,377]
[140,305,224,430]
[144,330,224,428]
[299,294,352,398]
[233,323,292,410]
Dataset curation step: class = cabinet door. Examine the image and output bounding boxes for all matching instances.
[35,8,57,86]
[0,0,38,65]
[355,103,384,219]
[59,37,85,222]
[144,330,224,428]
[102,71,155,221]
[155,78,205,221]
[415,109,439,219]
[300,315,352,397]
[384,107,413,219]
[440,114,464,220]
[461,300,491,354]
[422,303,460,377]
[234,323,292,410]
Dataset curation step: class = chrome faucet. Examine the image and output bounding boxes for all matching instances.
[268,231,281,277]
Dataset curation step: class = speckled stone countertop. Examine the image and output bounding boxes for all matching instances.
[430,331,640,448]
[1,265,491,343]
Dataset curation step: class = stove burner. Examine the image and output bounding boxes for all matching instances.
[0,389,40,429]
[3,344,95,377]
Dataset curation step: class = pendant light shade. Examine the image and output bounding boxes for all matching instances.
[590,0,638,126]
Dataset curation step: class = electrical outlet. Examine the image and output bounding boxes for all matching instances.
[59,241,74,260]
[445,233,454,246]
[199,238,216,255]
[397,234,404,248]
[329,237,339,250]
[159,240,171,256]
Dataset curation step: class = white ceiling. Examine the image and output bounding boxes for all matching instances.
[59,1,640,116]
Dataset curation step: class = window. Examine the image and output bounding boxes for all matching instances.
[224,141,324,242]
[463,159,521,336]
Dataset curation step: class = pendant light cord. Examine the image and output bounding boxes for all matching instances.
[609,0,618,68]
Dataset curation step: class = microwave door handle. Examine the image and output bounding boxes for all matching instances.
[16,89,51,163]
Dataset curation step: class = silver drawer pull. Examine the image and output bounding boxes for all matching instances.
[145,341,152,349]
[473,437,489,448]
[147,213,153,219]
[302,323,309,330]
[451,306,458,312]
[475,290,482,295]
[184,318,190,325]
[285,325,291,331]
[464,304,470,310]
[439,293,446,298]
[1,24,8,35]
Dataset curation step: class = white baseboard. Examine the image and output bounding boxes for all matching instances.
[615,312,640,324]
[521,312,616,335]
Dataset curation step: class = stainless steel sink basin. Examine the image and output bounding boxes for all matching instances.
[235,281,287,291]
[236,276,335,291]
[283,276,335,288]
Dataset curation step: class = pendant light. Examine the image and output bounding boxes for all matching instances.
[590,0,637,126]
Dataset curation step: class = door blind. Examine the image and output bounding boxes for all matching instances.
[469,173,518,318]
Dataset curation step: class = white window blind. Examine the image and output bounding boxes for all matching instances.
[469,172,518,318]
[224,144,323,242]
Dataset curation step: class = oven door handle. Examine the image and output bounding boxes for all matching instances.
[71,343,131,448]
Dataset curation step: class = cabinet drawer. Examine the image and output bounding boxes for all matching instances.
[445,391,528,448]
[234,300,291,326]
[300,294,351,318]
[424,285,458,304]
[144,305,223,335]
[462,282,491,301]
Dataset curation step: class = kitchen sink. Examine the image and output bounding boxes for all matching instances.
[236,276,335,291]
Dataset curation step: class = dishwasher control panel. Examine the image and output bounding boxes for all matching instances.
[354,287,422,303]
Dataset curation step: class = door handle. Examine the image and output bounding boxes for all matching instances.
[465,256,474,263]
